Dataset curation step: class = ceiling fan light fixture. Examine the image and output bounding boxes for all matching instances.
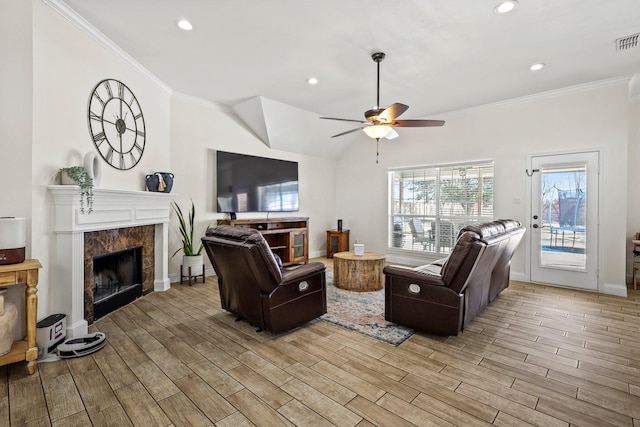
[176,19,193,31]
[363,125,393,140]
[385,128,399,140]
[494,0,518,14]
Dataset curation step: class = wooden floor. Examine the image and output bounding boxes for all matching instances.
[3,263,640,426]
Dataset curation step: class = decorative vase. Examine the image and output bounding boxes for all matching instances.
[182,254,203,277]
[146,172,174,193]
[0,288,18,356]
[83,152,102,186]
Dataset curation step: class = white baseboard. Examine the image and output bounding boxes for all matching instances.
[602,282,628,297]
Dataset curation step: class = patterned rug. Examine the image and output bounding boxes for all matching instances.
[321,273,414,346]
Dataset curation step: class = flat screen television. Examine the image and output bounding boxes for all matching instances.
[216,150,299,213]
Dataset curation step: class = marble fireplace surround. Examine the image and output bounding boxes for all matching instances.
[49,185,172,338]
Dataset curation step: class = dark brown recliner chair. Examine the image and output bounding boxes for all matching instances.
[489,219,525,301]
[384,221,520,336]
[202,225,327,334]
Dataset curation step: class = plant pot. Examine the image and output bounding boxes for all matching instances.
[182,254,203,277]
[60,171,75,185]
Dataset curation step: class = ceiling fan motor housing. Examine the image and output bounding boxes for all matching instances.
[364,108,386,122]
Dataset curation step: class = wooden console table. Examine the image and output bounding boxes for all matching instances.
[0,259,41,374]
[217,217,309,265]
[333,252,385,292]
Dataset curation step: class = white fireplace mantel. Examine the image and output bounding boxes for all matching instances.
[49,185,173,338]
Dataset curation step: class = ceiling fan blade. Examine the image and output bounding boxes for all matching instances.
[330,127,364,138]
[320,116,367,124]
[393,119,445,127]
[379,103,409,122]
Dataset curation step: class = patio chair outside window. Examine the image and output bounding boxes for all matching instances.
[409,218,434,251]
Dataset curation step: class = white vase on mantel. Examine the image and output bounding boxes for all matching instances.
[83,152,102,186]
[0,288,18,356]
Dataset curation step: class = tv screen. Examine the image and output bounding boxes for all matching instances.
[216,151,299,213]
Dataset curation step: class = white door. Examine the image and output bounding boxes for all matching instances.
[529,152,599,290]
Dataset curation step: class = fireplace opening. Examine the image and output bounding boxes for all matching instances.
[93,247,143,320]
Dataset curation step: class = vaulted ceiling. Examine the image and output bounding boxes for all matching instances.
[59,0,640,157]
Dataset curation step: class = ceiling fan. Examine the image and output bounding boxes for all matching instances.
[320,52,445,145]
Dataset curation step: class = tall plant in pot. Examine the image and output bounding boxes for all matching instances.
[172,200,205,278]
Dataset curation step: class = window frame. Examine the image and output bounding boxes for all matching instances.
[388,160,495,255]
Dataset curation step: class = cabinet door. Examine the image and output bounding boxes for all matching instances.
[290,230,308,263]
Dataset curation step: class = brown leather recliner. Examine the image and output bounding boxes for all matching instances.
[489,219,525,301]
[384,220,524,336]
[202,225,327,334]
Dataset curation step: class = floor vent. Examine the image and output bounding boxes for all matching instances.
[617,33,639,51]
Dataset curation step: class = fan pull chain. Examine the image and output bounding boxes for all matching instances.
[376,139,379,164]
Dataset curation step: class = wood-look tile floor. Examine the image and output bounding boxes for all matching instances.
[3,263,640,426]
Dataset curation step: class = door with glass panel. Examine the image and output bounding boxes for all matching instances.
[529,152,599,290]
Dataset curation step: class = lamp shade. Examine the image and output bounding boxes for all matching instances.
[363,125,393,140]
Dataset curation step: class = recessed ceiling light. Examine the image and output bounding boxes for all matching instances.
[529,63,545,71]
[307,77,319,85]
[494,0,518,14]
[176,19,193,31]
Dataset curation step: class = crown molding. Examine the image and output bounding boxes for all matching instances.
[42,0,173,95]
[437,76,634,117]
[171,92,232,113]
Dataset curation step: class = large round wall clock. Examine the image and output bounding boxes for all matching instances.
[87,78,146,170]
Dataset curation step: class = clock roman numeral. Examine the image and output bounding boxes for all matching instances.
[129,152,138,165]
[136,130,145,137]
[102,80,113,98]
[93,91,105,107]
[105,147,114,163]
[134,113,143,120]
[120,154,125,169]
[89,111,102,122]
[117,81,125,100]
[93,132,106,144]
[133,142,143,154]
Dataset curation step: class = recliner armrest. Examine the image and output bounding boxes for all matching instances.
[383,265,447,288]
[281,262,326,284]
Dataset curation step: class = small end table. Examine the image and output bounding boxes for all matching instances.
[326,230,350,258]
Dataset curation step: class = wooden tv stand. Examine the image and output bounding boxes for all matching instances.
[217,217,309,265]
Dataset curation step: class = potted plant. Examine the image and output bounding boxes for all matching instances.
[172,200,205,278]
[58,166,94,213]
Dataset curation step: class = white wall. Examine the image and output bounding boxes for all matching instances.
[336,80,630,294]
[168,96,338,276]
[628,97,640,281]
[0,0,33,338]
[31,1,171,319]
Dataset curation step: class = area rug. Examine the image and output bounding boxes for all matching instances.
[321,273,414,346]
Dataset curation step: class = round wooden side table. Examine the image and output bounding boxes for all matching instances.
[333,251,385,292]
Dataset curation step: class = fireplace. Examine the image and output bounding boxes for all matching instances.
[93,247,142,320]
[49,186,172,338]
[84,226,154,323]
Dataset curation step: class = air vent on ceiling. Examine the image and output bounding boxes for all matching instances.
[616,33,639,51]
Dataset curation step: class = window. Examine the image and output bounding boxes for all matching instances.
[389,161,494,254]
